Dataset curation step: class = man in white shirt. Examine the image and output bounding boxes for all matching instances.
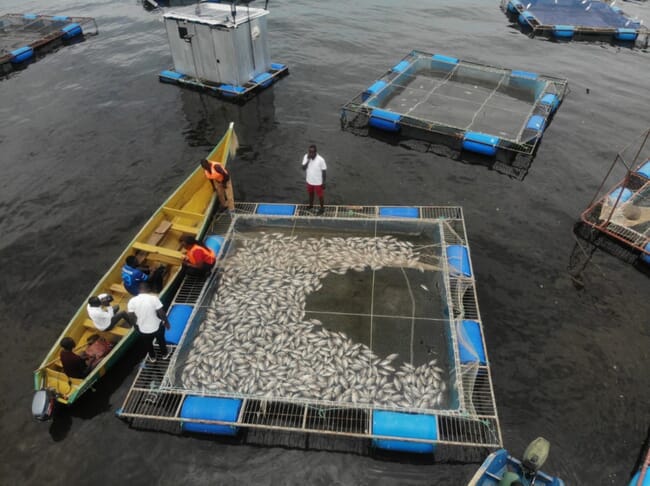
[127,282,171,363]
[301,144,327,215]
[87,293,134,332]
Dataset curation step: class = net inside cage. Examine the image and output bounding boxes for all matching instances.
[164,214,486,416]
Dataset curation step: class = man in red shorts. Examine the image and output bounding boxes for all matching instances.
[301,144,327,215]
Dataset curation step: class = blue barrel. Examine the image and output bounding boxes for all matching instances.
[540,93,560,113]
[458,320,487,365]
[511,70,538,80]
[507,0,523,13]
[391,60,410,73]
[256,203,296,216]
[615,28,638,42]
[642,243,650,265]
[252,71,273,88]
[526,115,546,132]
[447,245,472,277]
[62,23,83,40]
[271,62,287,70]
[553,25,574,39]
[379,206,419,218]
[23,13,38,20]
[52,15,70,22]
[431,54,458,72]
[369,109,401,133]
[608,187,633,204]
[10,46,33,64]
[462,132,499,157]
[219,85,246,97]
[518,11,535,26]
[636,160,650,179]
[159,70,185,83]
[181,396,242,436]
[204,235,225,256]
[372,411,438,453]
[362,80,387,102]
[165,304,193,345]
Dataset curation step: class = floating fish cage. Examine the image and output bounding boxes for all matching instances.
[0,13,98,77]
[575,129,650,267]
[118,203,502,452]
[340,50,568,166]
[501,0,649,47]
[160,3,288,102]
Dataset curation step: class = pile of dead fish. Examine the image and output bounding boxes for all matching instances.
[180,232,448,410]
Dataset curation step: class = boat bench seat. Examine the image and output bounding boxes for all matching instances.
[82,319,130,337]
[109,283,129,296]
[131,242,184,265]
[171,222,199,235]
[47,368,82,387]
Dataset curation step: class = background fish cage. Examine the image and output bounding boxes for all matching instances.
[0,13,98,77]
[574,129,650,271]
[118,204,501,451]
[340,50,568,172]
[501,0,650,47]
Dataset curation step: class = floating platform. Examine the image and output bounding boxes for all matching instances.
[0,13,98,77]
[118,203,501,452]
[576,129,650,268]
[340,50,568,165]
[501,0,649,47]
[159,63,288,102]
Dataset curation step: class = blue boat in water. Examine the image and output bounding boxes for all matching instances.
[468,438,565,486]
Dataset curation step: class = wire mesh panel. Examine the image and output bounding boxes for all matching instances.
[578,129,650,265]
[119,205,501,448]
[341,50,568,160]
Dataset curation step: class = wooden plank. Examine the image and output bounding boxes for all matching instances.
[146,220,172,246]
[170,222,198,235]
[162,207,204,221]
[131,242,184,260]
[110,283,128,295]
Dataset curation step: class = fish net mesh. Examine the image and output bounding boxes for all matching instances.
[579,129,650,260]
[163,214,489,417]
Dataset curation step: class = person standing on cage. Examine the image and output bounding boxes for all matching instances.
[127,282,171,363]
[200,158,235,213]
[301,144,327,215]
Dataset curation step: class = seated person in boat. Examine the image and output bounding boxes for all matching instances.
[59,337,92,379]
[121,255,165,296]
[87,293,134,331]
[179,235,216,277]
[200,158,235,212]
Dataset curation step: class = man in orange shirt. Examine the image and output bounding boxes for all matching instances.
[200,158,235,212]
[179,235,216,277]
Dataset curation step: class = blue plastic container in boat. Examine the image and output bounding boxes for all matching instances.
[256,203,296,216]
[165,304,193,345]
[379,207,419,218]
[204,235,225,256]
[462,132,499,156]
[372,411,438,453]
[369,109,401,133]
[458,320,487,365]
[447,245,472,277]
[181,396,242,435]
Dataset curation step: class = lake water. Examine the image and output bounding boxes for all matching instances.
[1,0,649,484]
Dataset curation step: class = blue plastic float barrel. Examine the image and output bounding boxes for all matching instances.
[256,204,296,216]
[362,80,387,102]
[447,245,472,277]
[379,207,419,218]
[507,0,523,13]
[62,23,83,40]
[518,11,536,26]
[219,85,246,97]
[615,28,638,42]
[526,115,546,132]
[181,396,242,435]
[462,132,499,157]
[642,243,650,265]
[271,62,286,70]
[369,109,401,133]
[23,13,38,20]
[431,54,459,72]
[372,411,438,453]
[553,25,574,39]
[159,70,185,83]
[636,160,650,179]
[251,72,273,88]
[391,60,410,73]
[10,46,33,64]
[165,304,193,345]
[540,93,560,113]
[458,320,487,365]
[52,15,70,22]
[608,187,633,204]
[512,70,538,80]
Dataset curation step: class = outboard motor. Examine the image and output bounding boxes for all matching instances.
[32,389,57,421]
[522,436,551,475]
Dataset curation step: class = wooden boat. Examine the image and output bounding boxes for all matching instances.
[468,438,565,486]
[32,122,236,415]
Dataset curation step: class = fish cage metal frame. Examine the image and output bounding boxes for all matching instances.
[575,129,650,267]
[500,0,650,48]
[340,50,568,160]
[0,13,98,76]
[118,204,502,450]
